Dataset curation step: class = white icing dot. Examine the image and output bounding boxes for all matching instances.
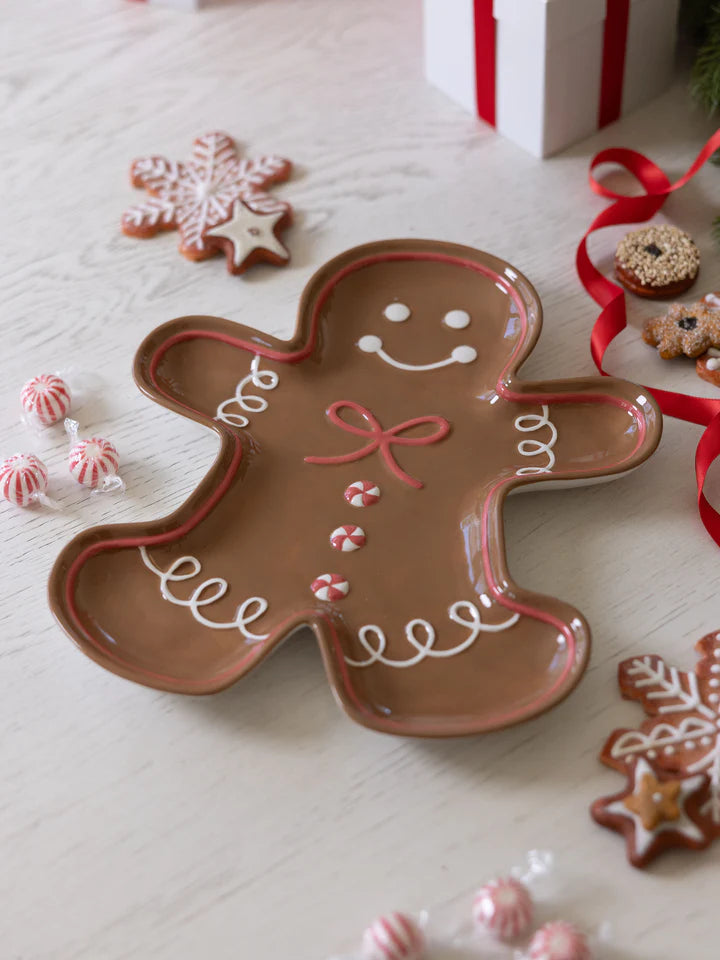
[702,737,713,746]
[444,309,470,330]
[715,718,720,728]
[710,679,720,688]
[685,741,697,750]
[647,749,657,759]
[652,792,664,804]
[713,648,720,659]
[712,664,720,673]
[710,694,719,704]
[358,335,382,354]
[707,358,720,371]
[451,345,477,364]
[664,746,675,755]
[383,302,410,323]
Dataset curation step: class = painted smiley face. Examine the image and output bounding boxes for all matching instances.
[356,302,478,371]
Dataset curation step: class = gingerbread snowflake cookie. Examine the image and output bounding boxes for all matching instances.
[615,225,699,299]
[642,301,720,358]
[592,632,720,867]
[121,131,292,271]
[50,240,661,737]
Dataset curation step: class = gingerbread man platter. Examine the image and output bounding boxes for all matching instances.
[49,240,662,736]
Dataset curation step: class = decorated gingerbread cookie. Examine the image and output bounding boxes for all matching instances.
[121,132,292,269]
[642,300,720,359]
[592,632,720,866]
[615,225,699,299]
[696,347,720,387]
[50,241,661,736]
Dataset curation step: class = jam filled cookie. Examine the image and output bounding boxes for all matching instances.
[696,347,720,387]
[642,301,720,359]
[615,225,699,299]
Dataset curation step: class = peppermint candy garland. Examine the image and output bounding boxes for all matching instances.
[310,573,350,601]
[330,524,366,552]
[472,876,533,941]
[360,913,425,960]
[21,374,71,426]
[527,921,591,960]
[344,480,381,507]
[0,454,49,507]
[69,437,120,489]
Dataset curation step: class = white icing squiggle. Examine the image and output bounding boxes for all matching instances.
[357,335,477,371]
[345,601,520,669]
[514,405,557,476]
[139,546,269,642]
[215,355,278,427]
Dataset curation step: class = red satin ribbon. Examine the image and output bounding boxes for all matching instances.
[576,130,720,547]
[304,400,450,489]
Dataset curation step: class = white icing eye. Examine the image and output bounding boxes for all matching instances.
[452,345,477,364]
[358,335,383,353]
[383,302,411,322]
[444,309,470,329]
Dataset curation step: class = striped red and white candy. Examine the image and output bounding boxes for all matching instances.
[361,913,425,960]
[344,480,381,507]
[472,876,532,941]
[330,524,366,551]
[20,374,71,426]
[69,437,120,488]
[528,921,591,960]
[310,573,350,601]
[0,454,49,507]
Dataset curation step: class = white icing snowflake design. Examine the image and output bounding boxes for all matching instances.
[121,131,291,258]
[603,634,720,826]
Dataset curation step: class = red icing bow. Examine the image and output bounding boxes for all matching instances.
[305,400,450,488]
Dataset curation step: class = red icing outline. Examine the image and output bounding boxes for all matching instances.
[304,400,450,489]
[60,250,650,729]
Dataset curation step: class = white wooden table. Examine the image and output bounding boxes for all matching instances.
[2,3,719,958]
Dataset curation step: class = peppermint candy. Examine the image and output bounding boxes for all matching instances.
[344,480,380,507]
[330,524,366,552]
[0,454,49,507]
[361,913,425,960]
[310,573,350,601]
[21,374,71,426]
[528,921,591,960]
[472,876,533,941]
[69,437,120,489]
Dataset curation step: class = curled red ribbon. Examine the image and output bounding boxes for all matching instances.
[304,400,451,489]
[576,129,720,547]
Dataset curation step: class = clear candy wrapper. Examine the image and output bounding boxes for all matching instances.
[64,419,124,495]
[0,453,59,510]
[20,368,102,433]
[329,852,611,960]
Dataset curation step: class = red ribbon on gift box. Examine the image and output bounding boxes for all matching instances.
[576,130,720,547]
[474,0,630,130]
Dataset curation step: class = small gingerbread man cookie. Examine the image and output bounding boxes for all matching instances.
[642,301,720,359]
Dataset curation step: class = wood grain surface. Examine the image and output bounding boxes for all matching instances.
[1,2,719,958]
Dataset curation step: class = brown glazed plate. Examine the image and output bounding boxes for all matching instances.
[49,240,662,737]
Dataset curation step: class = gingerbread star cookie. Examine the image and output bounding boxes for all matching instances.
[592,758,709,867]
[121,131,292,266]
[204,200,291,274]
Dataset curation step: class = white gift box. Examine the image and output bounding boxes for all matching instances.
[423,0,680,157]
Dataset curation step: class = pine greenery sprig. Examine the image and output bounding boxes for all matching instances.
[690,3,720,113]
